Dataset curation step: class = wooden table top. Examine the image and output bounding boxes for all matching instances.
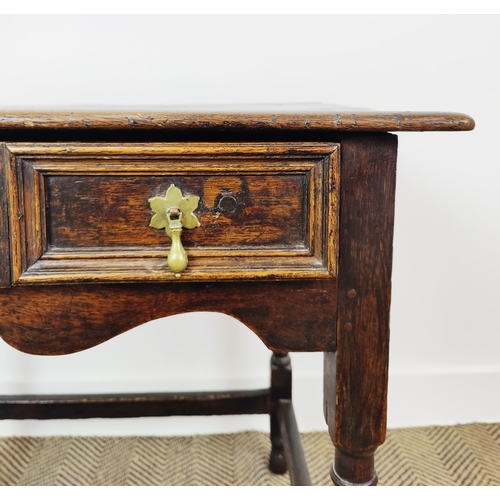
[0,109,474,132]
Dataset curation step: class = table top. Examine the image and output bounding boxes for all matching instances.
[0,108,474,132]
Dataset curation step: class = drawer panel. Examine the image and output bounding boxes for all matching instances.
[45,174,306,249]
[3,143,339,284]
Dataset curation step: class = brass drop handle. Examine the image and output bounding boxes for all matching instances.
[165,207,187,275]
[149,184,201,277]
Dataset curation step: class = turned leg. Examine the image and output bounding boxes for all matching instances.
[331,447,377,486]
[324,350,378,485]
[324,349,385,486]
[268,350,291,474]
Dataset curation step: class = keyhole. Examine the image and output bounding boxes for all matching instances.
[217,195,237,214]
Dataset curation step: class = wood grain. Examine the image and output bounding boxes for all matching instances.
[0,281,337,355]
[0,144,10,286]
[4,143,338,283]
[0,111,474,132]
[325,134,398,486]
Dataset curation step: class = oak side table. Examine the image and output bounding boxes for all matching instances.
[0,110,474,485]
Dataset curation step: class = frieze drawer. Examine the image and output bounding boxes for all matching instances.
[2,142,339,284]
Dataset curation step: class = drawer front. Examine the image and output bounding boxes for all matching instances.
[3,142,339,284]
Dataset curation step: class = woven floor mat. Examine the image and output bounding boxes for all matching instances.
[0,423,499,485]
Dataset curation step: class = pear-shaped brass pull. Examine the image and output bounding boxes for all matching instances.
[149,184,201,277]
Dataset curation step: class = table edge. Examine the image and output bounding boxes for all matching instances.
[0,111,475,132]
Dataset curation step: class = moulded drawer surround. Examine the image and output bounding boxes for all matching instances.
[3,142,339,284]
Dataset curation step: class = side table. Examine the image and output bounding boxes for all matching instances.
[0,109,474,485]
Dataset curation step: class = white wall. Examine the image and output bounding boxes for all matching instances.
[0,15,498,436]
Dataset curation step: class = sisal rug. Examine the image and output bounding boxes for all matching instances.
[0,423,499,486]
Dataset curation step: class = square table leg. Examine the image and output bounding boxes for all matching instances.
[324,134,398,485]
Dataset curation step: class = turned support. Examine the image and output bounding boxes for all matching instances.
[268,350,291,475]
[331,447,377,486]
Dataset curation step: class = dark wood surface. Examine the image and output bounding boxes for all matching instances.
[269,352,292,475]
[325,134,398,486]
[0,390,270,420]
[0,110,474,132]
[0,145,10,287]
[0,281,337,355]
[277,400,312,486]
[3,142,338,283]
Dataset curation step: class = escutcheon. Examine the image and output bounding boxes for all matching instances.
[148,184,201,277]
